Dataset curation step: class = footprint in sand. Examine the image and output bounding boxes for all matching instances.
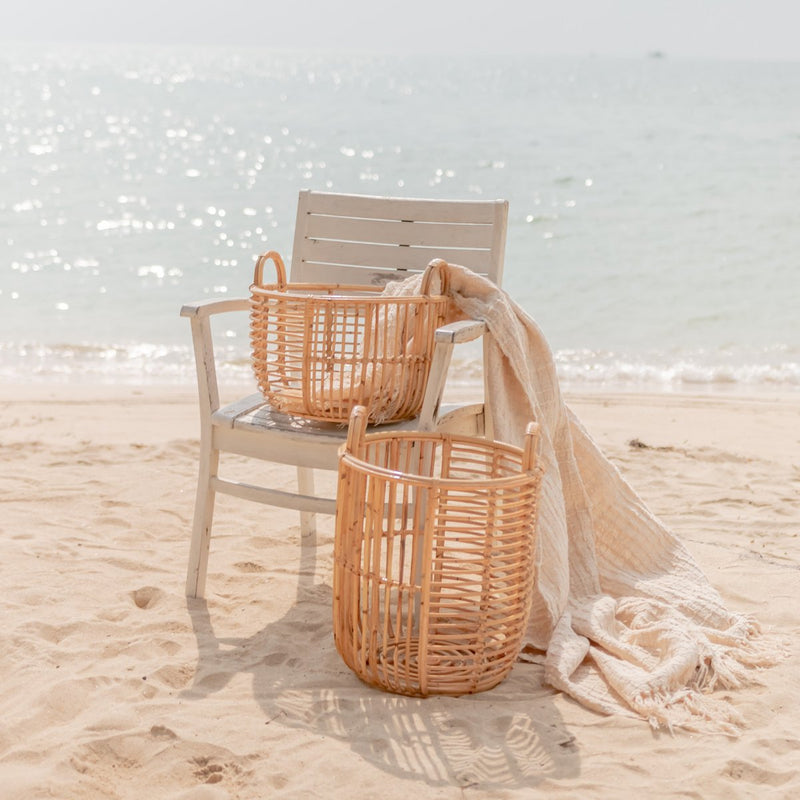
[192,756,226,785]
[131,586,165,609]
[95,515,133,529]
[151,664,195,690]
[234,561,266,573]
[150,725,178,740]
[723,759,796,786]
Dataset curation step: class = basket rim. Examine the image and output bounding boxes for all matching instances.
[338,430,543,489]
[250,281,448,301]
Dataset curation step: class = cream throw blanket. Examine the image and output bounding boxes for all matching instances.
[387,263,783,734]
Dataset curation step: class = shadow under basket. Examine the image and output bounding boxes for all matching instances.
[249,252,449,424]
[333,407,544,696]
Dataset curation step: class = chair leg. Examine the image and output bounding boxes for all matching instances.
[296,466,318,602]
[296,467,317,540]
[185,445,220,599]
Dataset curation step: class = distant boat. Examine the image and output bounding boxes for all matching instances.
[648,51,666,59]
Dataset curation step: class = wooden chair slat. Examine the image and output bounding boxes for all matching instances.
[305,214,496,249]
[303,191,503,224]
[298,239,493,273]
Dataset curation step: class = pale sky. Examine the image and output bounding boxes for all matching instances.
[3,0,800,61]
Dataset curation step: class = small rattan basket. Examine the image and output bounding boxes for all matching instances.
[333,406,544,697]
[249,252,449,424]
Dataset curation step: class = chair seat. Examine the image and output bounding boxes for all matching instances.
[211,392,428,470]
[213,393,348,438]
[210,393,346,469]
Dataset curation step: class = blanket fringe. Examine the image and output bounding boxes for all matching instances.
[627,626,788,734]
[701,627,789,689]
[633,688,745,737]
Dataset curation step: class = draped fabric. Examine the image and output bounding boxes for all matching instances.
[385,263,783,733]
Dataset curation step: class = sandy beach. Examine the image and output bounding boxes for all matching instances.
[1,384,798,799]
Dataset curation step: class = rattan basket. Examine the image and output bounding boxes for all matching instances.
[249,252,449,424]
[333,406,544,697]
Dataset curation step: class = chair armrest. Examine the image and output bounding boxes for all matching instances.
[180,297,250,319]
[418,318,489,432]
[181,296,251,417]
[434,318,487,344]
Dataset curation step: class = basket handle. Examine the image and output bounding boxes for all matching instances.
[344,405,369,457]
[522,422,541,472]
[420,259,449,297]
[253,251,287,288]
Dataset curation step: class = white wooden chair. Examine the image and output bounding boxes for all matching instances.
[181,190,508,598]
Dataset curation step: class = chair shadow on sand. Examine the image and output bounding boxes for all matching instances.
[183,528,581,791]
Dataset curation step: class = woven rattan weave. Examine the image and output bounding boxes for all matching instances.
[333,406,543,696]
[250,252,448,423]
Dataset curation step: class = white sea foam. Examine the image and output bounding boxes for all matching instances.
[1,338,797,395]
[553,347,800,393]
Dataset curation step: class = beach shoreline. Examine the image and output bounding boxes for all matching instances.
[1,384,798,798]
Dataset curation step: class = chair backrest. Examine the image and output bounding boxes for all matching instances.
[289,190,507,288]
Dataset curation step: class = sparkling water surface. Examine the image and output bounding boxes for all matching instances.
[1,45,798,392]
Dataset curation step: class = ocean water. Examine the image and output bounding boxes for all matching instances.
[1,44,798,393]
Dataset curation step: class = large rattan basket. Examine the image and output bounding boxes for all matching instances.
[333,406,544,697]
[249,252,449,424]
